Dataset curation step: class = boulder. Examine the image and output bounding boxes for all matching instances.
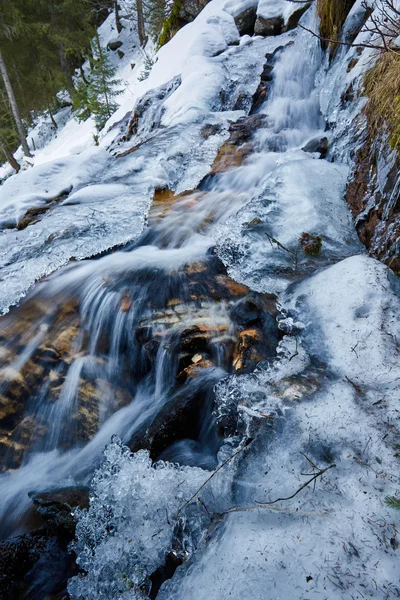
[107,39,123,51]
[254,2,311,37]
[302,136,329,158]
[234,6,257,36]
[254,15,284,37]
[29,485,90,534]
[178,0,211,23]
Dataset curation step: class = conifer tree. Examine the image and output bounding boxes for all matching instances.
[0,0,32,157]
[73,35,122,130]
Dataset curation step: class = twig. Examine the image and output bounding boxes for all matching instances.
[298,23,400,55]
[174,440,251,520]
[255,463,336,505]
[265,232,295,255]
[220,504,330,517]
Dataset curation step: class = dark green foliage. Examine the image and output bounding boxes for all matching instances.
[385,495,400,510]
[73,36,122,130]
[0,0,99,157]
[158,0,183,47]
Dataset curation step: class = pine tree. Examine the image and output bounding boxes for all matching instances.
[0,0,32,157]
[73,35,122,130]
[0,91,20,171]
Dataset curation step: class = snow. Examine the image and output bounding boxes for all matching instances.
[0,0,284,314]
[216,153,361,294]
[283,254,400,388]
[257,0,307,21]
[155,256,400,599]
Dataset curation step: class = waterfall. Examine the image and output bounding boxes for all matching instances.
[1,1,399,599]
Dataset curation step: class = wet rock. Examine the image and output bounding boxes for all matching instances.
[302,136,329,158]
[300,232,323,256]
[1,416,48,471]
[254,15,284,37]
[210,114,268,174]
[233,328,264,372]
[201,123,223,139]
[0,530,50,596]
[254,2,310,38]
[347,57,359,72]
[230,295,265,326]
[29,485,90,534]
[234,6,257,36]
[346,136,400,274]
[0,529,78,600]
[107,39,123,51]
[130,372,219,459]
[178,0,211,23]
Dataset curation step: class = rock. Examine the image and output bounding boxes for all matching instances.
[234,6,257,36]
[117,49,125,59]
[299,232,323,256]
[230,295,265,326]
[0,529,78,599]
[29,485,90,534]
[302,136,329,158]
[254,15,284,37]
[346,136,400,275]
[0,530,50,596]
[210,114,268,174]
[201,123,223,139]
[286,2,312,30]
[178,0,211,23]
[254,2,310,37]
[233,328,263,372]
[107,39,123,51]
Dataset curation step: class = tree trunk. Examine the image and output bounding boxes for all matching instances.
[136,0,146,46]
[0,49,32,157]
[79,63,90,86]
[114,1,123,33]
[48,106,58,129]
[1,144,20,172]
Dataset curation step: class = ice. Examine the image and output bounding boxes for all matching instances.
[155,256,400,600]
[257,0,308,22]
[283,254,400,389]
[68,438,223,599]
[0,0,281,314]
[216,154,361,294]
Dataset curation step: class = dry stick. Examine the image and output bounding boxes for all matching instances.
[174,442,249,520]
[255,463,336,506]
[298,23,400,55]
[221,504,330,518]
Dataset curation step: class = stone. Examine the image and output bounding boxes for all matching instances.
[233,328,264,372]
[346,137,400,274]
[29,485,90,534]
[254,15,284,37]
[230,295,265,326]
[234,6,257,36]
[178,0,211,22]
[107,39,123,51]
[302,136,329,158]
[299,232,323,256]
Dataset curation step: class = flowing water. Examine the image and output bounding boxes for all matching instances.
[0,6,325,555]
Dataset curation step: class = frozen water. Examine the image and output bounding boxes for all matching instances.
[156,256,400,600]
[68,438,227,599]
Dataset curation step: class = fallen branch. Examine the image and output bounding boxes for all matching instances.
[255,462,336,505]
[174,439,252,520]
